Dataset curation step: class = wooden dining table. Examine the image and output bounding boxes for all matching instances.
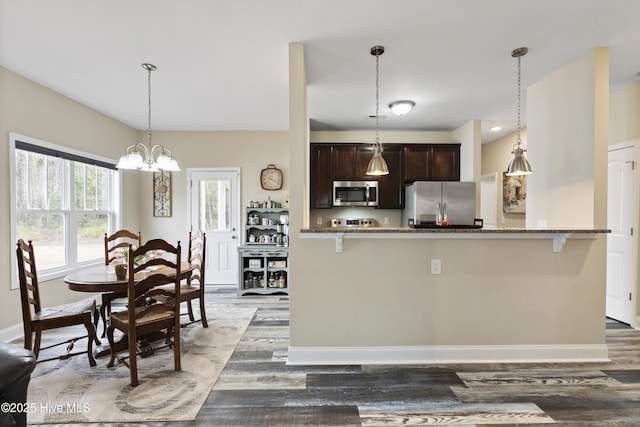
[64,262,194,357]
[65,262,194,293]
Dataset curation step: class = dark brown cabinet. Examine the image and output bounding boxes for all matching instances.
[310,144,333,209]
[404,144,460,182]
[331,145,356,180]
[375,146,404,209]
[310,142,459,209]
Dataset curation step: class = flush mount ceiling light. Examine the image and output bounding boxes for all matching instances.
[366,45,389,176]
[389,100,415,116]
[116,63,180,172]
[506,47,532,176]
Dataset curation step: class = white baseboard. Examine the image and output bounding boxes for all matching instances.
[287,344,610,365]
[0,323,24,343]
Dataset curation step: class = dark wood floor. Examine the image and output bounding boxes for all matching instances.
[162,285,640,426]
[27,285,640,426]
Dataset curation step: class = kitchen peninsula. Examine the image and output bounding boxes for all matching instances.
[300,227,609,253]
[289,226,610,365]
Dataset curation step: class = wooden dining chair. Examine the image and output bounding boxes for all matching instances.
[16,239,99,366]
[165,230,208,328]
[106,238,182,387]
[100,230,142,337]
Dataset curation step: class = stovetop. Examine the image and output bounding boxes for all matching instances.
[330,218,376,228]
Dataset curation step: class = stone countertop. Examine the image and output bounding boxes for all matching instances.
[300,227,610,234]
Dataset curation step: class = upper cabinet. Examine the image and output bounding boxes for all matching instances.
[375,145,404,209]
[331,145,374,180]
[310,143,460,209]
[404,144,460,182]
[310,144,333,209]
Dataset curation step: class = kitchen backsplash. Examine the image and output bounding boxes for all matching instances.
[310,208,402,228]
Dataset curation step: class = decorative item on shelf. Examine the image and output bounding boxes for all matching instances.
[366,45,389,176]
[260,164,283,190]
[506,47,533,176]
[153,170,172,217]
[116,63,180,172]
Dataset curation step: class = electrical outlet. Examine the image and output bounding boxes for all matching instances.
[431,259,441,275]
[317,216,323,225]
[384,216,390,225]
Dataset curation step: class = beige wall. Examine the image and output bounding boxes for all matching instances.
[133,131,289,245]
[526,48,609,230]
[610,81,640,144]
[481,130,528,228]
[0,66,139,330]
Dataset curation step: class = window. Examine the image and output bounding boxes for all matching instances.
[10,133,120,287]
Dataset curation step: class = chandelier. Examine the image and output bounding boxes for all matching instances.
[366,45,389,176]
[506,47,532,176]
[116,63,180,172]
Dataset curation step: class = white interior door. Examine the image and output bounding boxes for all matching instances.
[189,168,240,285]
[606,144,637,325]
[480,173,498,228]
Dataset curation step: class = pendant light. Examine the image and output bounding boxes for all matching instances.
[506,47,532,176]
[366,45,389,176]
[116,63,180,172]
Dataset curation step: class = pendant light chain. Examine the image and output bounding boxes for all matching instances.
[365,45,389,176]
[516,54,521,144]
[375,51,380,145]
[506,47,532,176]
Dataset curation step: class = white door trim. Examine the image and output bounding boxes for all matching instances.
[607,140,639,328]
[187,167,241,284]
[480,172,498,228]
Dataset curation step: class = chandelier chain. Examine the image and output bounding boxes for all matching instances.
[147,66,152,135]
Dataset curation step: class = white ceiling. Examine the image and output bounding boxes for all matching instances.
[1,0,639,143]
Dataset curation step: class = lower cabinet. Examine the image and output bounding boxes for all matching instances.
[238,247,289,296]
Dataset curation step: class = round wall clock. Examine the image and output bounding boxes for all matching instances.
[260,164,283,190]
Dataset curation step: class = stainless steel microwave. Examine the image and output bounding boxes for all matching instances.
[333,181,378,207]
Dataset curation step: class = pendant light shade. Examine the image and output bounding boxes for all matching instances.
[117,63,180,172]
[505,47,532,176]
[506,145,532,176]
[366,45,389,176]
[367,145,390,176]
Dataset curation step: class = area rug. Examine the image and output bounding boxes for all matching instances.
[26,306,256,424]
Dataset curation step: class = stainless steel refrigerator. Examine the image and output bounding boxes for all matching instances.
[402,181,477,227]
